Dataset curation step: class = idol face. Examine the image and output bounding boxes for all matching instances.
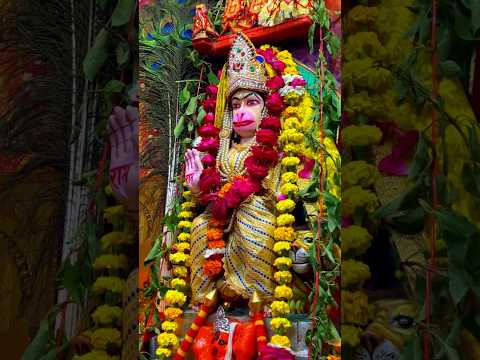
[231,89,264,139]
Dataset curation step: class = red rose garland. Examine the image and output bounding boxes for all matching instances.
[195,50,287,279]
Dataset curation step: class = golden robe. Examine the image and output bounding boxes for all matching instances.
[190,143,281,304]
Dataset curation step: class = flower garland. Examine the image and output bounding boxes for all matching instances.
[155,187,196,359]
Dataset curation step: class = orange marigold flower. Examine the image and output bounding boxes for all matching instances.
[207,228,224,241]
[203,259,223,278]
[209,219,226,227]
[218,183,233,197]
[208,240,226,249]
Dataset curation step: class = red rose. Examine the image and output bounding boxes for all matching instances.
[250,145,278,164]
[201,153,216,167]
[272,60,285,73]
[206,84,218,97]
[260,116,281,133]
[266,75,285,91]
[233,177,260,198]
[212,197,229,220]
[266,93,285,115]
[203,98,217,112]
[203,112,215,124]
[244,156,270,179]
[196,138,219,153]
[198,124,220,138]
[290,78,306,87]
[199,168,220,194]
[223,188,243,208]
[256,129,278,147]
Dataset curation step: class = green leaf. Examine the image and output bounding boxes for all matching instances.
[207,70,219,85]
[409,134,431,179]
[144,238,164,265]
[462,163,480,199]
[187,121,194,132]
[111,0,136,27]
[174,116,185,138]
[439,60,462,78]
[83,28,109,81]
[197,106,206,125]
[116,41,130,67]
[61,260,85,304]
[185,96,198,116]
[179,85,191,107]
[104,79,126,93]
[472,0,480,35]
[400,335,422,360]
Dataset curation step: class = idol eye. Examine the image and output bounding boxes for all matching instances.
[247,99,259,106]
[232,102,241,109]
[391,315,415,329]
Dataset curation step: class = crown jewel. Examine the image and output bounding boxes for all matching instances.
[227,32,269,98]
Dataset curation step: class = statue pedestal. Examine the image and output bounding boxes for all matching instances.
[192,16,313,60]
[158,309,312,359]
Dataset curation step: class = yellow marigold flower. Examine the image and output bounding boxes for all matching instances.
[274,257,292,270]
[274,285,293,300]
[342,160,378,189]
[91,305,122,325]
[171,278,187,289]
[169,251,189,265]
[73,351,119,360]
[104,184,113,196]
[101,231,134,250]
[342,186,379,215]
[103,205,124,224]
[92,276,125,294]
[181,201,195,209]
[157,332,179,348]
[175,242,190,252]
[271,300,290,316]
[164,307,183,320]
[177,232,191,242]
[273,241,291,254]
[284,91,302,105]
[284,66,299,75]
[161,320,178,333]
[178,211,193,219]
[183,190,192,198]
[344,31,385,61]
[280,183,299,196]
[271,317,292,332]
[283,143,302,154]
[178,220,192,229]
[342,325,362,347]
[341,225,372,256]
[274,270,292,284]
[281,172,298,184]
[93,254,128,270]
[276,199,296,213]
[165,289,187,306]
[156,348,172,359]
[274,226,295,242]
[280,129,304,144]
[265,63,276,78]
[281,156,301,167]
[342,125,382,147]
[91,328,121,350]
[173,266,188,278]
[270,334,291,348]
[276,214,295,226]
[341,290,369,326]
[346,5,379,33]
[342,260,371,288]
[283,117,301,130]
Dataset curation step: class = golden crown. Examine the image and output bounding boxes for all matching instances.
[227,32,269,98]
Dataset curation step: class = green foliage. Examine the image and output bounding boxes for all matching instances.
[111,0,136,27]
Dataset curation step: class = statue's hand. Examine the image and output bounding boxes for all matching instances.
[108,105,139,212]
[184,149,203,193]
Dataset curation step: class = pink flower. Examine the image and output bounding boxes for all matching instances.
[277,194,287,201]
[233,177,261,198]
[256,129,278,147]
[201,154,216,167]
[244,156,270,179]
[266,75,285,91]
[266,93,285,115]
[260,116,281,133]
[206,84,218,97]
[139,0,151,10]
[198,124,220,138]
[257,48,276,64]
[341,216,353,228]
[290,78,306,87]
[196,138,219,153]
[199,168,220,193]
[203,112,215,124]
[272,60,285,73]
[223,188,243,208]
[203,98,217,112]
[298,157,315,179]
[212,197,229,220]
[258,345,295,360]
[217,68,223,80]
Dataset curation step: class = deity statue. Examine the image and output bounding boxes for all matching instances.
[193,3,219,40]
[185,33,282,304]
